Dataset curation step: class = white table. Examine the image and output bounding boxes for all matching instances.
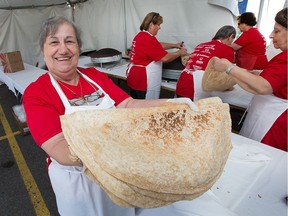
[0,63,47,97]
[137,133,287,216]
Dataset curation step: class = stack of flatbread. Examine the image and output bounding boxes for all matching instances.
[60,97,232,208]
[202,58,237,92]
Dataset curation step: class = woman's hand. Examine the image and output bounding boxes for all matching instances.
[41,132,82,166]
[178,46,188,57]
[175,41,184,49]
[211,57,232,72]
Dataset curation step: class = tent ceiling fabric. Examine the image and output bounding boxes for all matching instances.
[0,0,67,9]
[0,0,237,67]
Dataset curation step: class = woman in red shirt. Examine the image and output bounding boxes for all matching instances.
[126,12,187,99]
[23,16,196,216]
[232,12,268,70]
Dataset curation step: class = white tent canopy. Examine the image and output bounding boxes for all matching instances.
[1,0,240,67]
[0,0,68,8]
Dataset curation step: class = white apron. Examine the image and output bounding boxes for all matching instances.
[126,61,162,99]
[48,72,135,216]
[239,94,287,142]
[183,69,210,101]
[145,61,163,99]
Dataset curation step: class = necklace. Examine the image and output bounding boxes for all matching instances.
[58,73,102,106]
[58,78,83,98]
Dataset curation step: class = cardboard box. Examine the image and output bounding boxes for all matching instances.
[12,110,30,136]
[0,51,24,73]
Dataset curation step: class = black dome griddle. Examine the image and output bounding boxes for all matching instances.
[89,48,122,64]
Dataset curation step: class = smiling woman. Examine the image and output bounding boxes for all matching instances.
[23,16,136,216]
[22,15,197,216]
[42,22,80,83]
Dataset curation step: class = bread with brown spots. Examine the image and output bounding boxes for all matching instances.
[60,97,232,208]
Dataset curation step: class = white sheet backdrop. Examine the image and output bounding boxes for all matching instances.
[0,0,237,68]
[0,5,71,67]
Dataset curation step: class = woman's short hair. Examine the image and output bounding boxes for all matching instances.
[275,7,287,28]
[237,12,257,26]
[140,12,163,31]
[212,25,236,40]
[39,16,82,51]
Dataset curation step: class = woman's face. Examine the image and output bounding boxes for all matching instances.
[269,22,287,51]
[148,23,161,36]
[237,21,246,32]
[43,22,80,80]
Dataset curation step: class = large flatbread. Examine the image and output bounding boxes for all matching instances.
[67,128,171,208]
[202,58,236,92]
[60,97,232,208]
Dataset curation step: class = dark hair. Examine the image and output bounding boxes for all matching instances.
[275,7,287,28]
[212,25,236,40]
[140,12,163,31]
[39,16,82,51]
[237,12,257,26]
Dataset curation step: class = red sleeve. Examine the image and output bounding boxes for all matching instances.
[260,51,287,99]
[147,36,168,61]
[23,74,65,146]
[131,32,167,65]
[234,28,266,55]
[234,31,250,47]
[214,43,235,62]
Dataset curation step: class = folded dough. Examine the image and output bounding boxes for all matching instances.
[60,97,232,208]
[202,59,236,92]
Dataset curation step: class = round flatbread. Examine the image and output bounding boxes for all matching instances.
[60,97,232,208]
[202,58,236,92]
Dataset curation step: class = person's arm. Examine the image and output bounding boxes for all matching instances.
[41,132,81,166]
[161,46,187,63]
[212,57,273,95]
[160,42,183,50]
[230,43,242,51]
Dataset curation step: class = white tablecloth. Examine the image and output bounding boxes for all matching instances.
[137,133,287,216]
[0,63,47,96]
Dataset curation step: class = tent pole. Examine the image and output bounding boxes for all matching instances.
[123,0,128,52]
[72,6,75,22]
[257,0,265,28]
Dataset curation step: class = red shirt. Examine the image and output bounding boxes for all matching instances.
[260,51,287,99]
[234,28,268,70]
[126,31,167,91]
[176,40,235,98]
[260,50,287,151]
[23,67,129,146]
